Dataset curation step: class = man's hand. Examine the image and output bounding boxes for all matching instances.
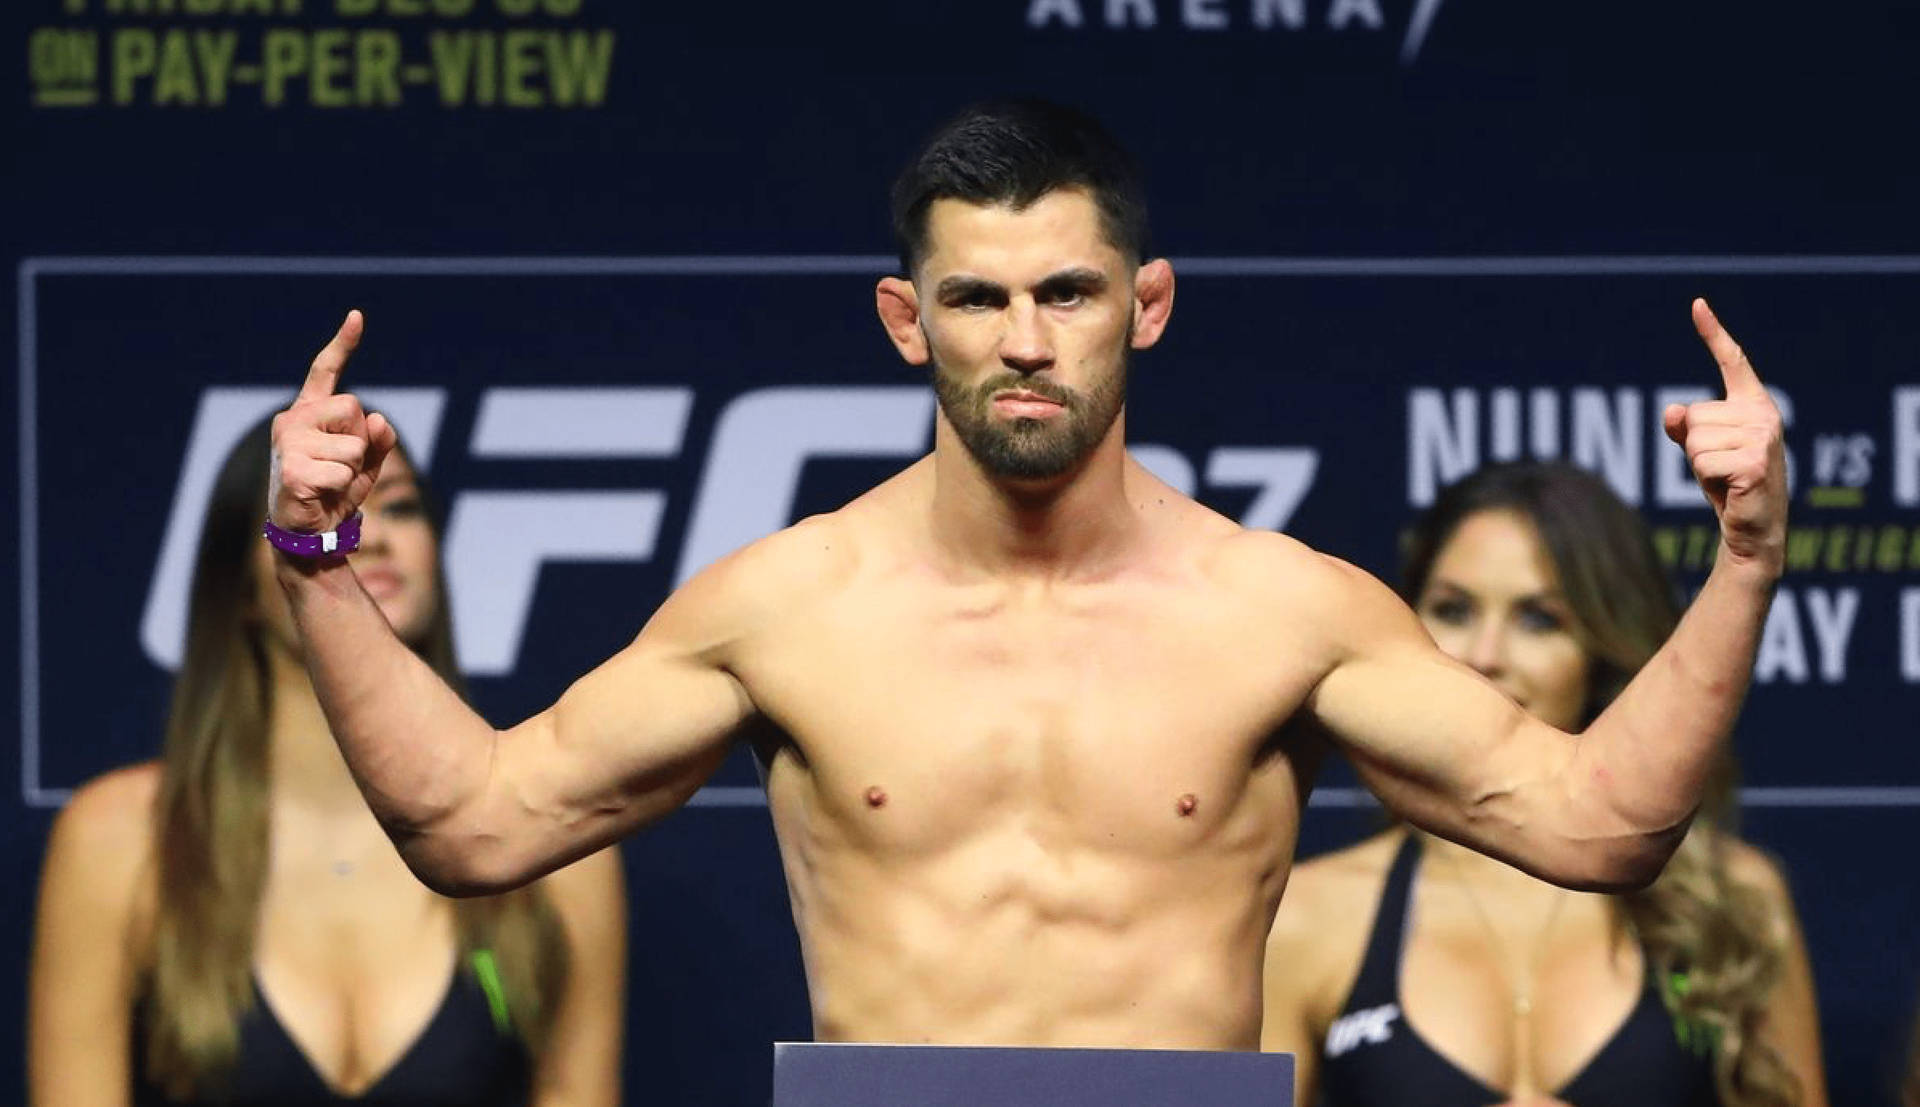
[1662,298,1788,578]
[269,310,398,535]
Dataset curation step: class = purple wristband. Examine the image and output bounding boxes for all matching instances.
[263,513,362,558]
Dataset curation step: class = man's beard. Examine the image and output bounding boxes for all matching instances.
[931,353,1127,481]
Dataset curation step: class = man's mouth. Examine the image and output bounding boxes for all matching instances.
[993,397,1062,419]
[990,388,1066,419]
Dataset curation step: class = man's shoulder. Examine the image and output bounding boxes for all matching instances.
[1200,528,1403,628]
[1205,526,1326,573]
[707,458,926,584]
[680,510,864,606]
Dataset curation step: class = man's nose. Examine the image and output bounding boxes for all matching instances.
[998,300,1054,374]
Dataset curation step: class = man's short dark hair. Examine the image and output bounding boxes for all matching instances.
[890,99,1151,276]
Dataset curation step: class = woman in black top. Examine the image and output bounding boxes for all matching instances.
[1263,462,1826,1107]
[30,421,627,1106]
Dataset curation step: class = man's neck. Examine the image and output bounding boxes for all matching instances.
[927,411,1141,579]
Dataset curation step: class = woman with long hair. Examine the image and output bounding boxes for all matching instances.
[1263,461,1825,1107]
[30,419,627,1105]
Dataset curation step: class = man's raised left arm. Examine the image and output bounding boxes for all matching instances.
[1305,299,1785,890]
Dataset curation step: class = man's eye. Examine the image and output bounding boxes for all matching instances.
[1046,291,1084,307]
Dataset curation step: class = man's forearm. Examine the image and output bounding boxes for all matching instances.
[278,556,497,866]
[1581,296,1792,852]
[1579,550,1778,841]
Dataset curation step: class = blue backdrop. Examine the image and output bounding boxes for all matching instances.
[8,1,1919,1102]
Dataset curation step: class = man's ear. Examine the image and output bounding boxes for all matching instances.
[1129,258,1175,350]
[876,276,929,366]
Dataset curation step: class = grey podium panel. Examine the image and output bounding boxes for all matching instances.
[771,1042,1294,1106]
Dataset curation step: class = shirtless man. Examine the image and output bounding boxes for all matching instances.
[268,101,1787,1051]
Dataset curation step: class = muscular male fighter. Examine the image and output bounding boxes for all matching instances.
[267,101,1787,1051]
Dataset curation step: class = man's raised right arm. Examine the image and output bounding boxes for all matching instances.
[272,311,760,895]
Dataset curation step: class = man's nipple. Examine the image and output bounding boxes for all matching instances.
[1177,793,1198,817]
[865,786,888,809]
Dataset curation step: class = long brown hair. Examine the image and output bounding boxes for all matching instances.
[143,418,568,1098]
[1403,461,1797,1107]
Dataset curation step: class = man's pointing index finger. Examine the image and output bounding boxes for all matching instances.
[1691,298,1765,400]
[298,309,364,403]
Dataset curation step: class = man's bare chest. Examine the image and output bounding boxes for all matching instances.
[740,581,1321,852]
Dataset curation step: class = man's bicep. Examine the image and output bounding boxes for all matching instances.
[1312,640,1513,783]
[505,633,754,840]
[481,519,835,878]
[1306,590,1571,856]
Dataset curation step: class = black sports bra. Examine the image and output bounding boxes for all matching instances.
[1317,837,1720,1107]
[132,954,530,1107]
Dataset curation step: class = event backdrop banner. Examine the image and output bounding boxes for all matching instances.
[9,0,1919,1103]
